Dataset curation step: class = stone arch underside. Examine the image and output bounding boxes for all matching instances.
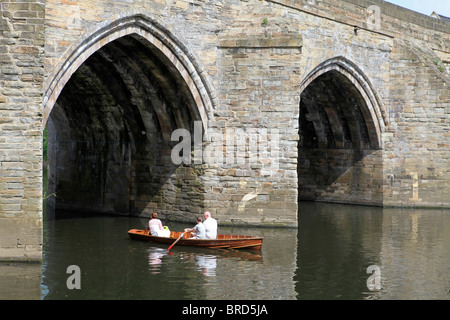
[43,14,215,131]
[46,17,213,220]
[298,57,385,206]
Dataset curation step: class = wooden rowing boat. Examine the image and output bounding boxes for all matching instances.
[128,229,263,251]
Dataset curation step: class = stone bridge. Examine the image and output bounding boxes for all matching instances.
[0,0,449,261]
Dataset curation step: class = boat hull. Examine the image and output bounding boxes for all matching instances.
[128,229,263,251]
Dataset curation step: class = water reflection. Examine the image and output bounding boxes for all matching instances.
[146,247,220,277]
[295,202,383,299]
[377,208,450,300]
[37,212,298,299]
[295,202,450,300]
[2,203,448,300]
[0,263,42,300]
[195,255,217,277]
[147,247,168,274]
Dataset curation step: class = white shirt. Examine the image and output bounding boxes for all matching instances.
[203,217,217,239]
[149,219,163,236]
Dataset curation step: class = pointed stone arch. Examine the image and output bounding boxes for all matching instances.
[298,56,386,205]
[43,14,216,217]
[299,56,387,150]
[43,14,216,131]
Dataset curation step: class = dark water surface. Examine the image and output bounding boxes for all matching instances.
[2,202,449,300]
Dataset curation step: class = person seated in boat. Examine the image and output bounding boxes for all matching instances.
[184,216,206,239]
[149,212,170,237]
[203,211,217,239]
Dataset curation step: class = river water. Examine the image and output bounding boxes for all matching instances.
[1,202,449,300]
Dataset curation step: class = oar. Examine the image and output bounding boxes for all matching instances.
[168,232,184,252]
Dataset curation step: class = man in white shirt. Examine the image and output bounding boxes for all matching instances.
[203,211,217,239]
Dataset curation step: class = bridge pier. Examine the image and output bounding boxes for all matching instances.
[0,0,44,261]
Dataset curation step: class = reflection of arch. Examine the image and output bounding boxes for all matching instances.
[299,56,386,150]
[43,14,216,131]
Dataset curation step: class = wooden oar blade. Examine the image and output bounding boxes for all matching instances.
[168,232,184,251]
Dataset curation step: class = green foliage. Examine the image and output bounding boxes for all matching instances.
[43,191,56,201]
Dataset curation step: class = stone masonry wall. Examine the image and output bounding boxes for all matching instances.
[383,40,450,207]
[0,0,44,261]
